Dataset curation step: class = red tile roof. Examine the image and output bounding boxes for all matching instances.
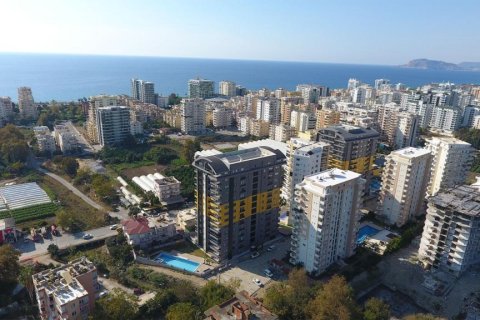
[121,218,151,235]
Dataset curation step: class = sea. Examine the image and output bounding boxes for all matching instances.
[1,53,480,102]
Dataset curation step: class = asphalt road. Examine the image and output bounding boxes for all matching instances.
[16,225,117,262]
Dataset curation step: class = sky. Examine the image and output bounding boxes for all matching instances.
[0,0,479,65]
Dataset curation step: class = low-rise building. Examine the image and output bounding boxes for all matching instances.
[204,290,278,320]
[153,176,183,206]
[32,257,99,320]
[54,124,79,154]
[176,209,197,231]
[33,126,56,154]
[121,216,176,249]
[0,218,17,244]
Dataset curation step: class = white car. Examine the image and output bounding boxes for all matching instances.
[83,234,93,240]
[252,278,263,287]
[264,269,274,278]
[250,252,260,259]
[109,225,118,230]
[267,245,275,252]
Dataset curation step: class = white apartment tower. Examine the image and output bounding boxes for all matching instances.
[181,98,206,135]
[18,87,37,119]
[290,169,364,274]
[256,98,280,124]
[394,112,420,149]
[418,185,480,276]
[219,81,237,97]
[282,138,330,206]
[95,106,131,146]
[378,147,432,226]
[425,137,473,197]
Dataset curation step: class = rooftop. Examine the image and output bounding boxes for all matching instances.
[426,136,471,146]
[430,185,480,217]
[303,168,362,188]
[391,147,431,159]
[320,124,379,140]
[238,139,287,156]
[0,182,51,212]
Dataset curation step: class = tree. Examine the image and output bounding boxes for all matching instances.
[306,275,361,320]
[0,245,21,288]
[93,288,138,320]
[199,280,236,310]
[56,209,80,232]
[403,314,443,320]
[129,206,141,217]
[61,157,79,177]
[263,268,316,320]
[166,302,201,320]
[168,93,182,106]
[47,244,60,259]
[139,290,177,319]
[363,298,390,320]
[182,139,201,164]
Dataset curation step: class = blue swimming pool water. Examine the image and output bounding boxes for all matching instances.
[155,253,200,272]
[357,225,381,244]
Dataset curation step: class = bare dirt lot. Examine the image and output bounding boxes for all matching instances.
[121,164,167,180]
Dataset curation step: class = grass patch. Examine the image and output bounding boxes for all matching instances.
[0,202,58,223]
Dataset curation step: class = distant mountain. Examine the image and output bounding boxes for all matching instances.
[401,59,462,71]
[458,62,480,71]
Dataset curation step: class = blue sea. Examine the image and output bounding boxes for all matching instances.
[0,53,479,102]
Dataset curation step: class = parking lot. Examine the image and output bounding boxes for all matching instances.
[209,236,291,295]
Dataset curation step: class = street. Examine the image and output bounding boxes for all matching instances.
[15,226,118,262]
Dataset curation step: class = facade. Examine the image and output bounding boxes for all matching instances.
[181,98,206,135]
[256,98,280,124]
[290,169,364,274]
[131,78,155,104]
[317,124,379,180]
[282,138,330,205]
[378,147,432,226]
[0,96,13,124]
[219,80,237,97]
[204,290,278,320]
[33,126,56,154]
[269,124,296,142]
[250,119,270,137]
[153,176,183,205]
[425,137,473,197]
[429,106,462,132]
[394,112,420,149]
[33,257,99,320]
[86,95,118,143]
[296,84,329,104]
[290,110,315,132]
[315,109,341,130]
[54,124,78,154]
[121,217,176,249]
[193,147,286,262]
[418,185,480,276]
[18,86,37,119]
[212,107,232,128]
[95,106,131,147]
[188,78,215,99]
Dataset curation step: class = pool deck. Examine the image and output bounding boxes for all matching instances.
[166,250,218,274]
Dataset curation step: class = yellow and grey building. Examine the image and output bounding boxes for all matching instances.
[317,124,379,181]
[193,147,286,262]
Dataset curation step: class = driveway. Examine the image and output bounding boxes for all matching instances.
[210,236,291,295]
[16,226,117,262]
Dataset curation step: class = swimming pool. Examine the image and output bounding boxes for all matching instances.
[357,225,381,244]
[155,253,200,272]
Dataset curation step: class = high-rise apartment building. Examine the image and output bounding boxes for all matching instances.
[86,95,118,143]
[33,257,99,320]
[282,138,329,208]
[131,79,156,104]
[193,147,286,262]
[315,109,341,130]
[269,124,296,142]
[429,106,462,132]
[219,81,237,97]
[290,110,315,132]
[296,84,329,104]
[188,78,215,99]
[418,185,480,276]
[378,147,432,226]
[0,97,13,125]
[394,112,420,149]
[317,125,379,179]
[256,98,280,124]
[424,137,473,197]
[290,169,364,274]
[181,98,206,135]
[18,87,37,119]
[374,79,390,90]
[95,106,131,146]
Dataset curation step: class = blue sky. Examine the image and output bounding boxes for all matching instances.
[0,0,478,65]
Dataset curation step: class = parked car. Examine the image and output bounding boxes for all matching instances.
[252,278,263,287]
[264,268,274,278]
[109,224,118,230]
[250,251,260,259]
[83,234,93,240]
[133,288,144,295]
[99,291,108,298]
[267,245,275,252]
